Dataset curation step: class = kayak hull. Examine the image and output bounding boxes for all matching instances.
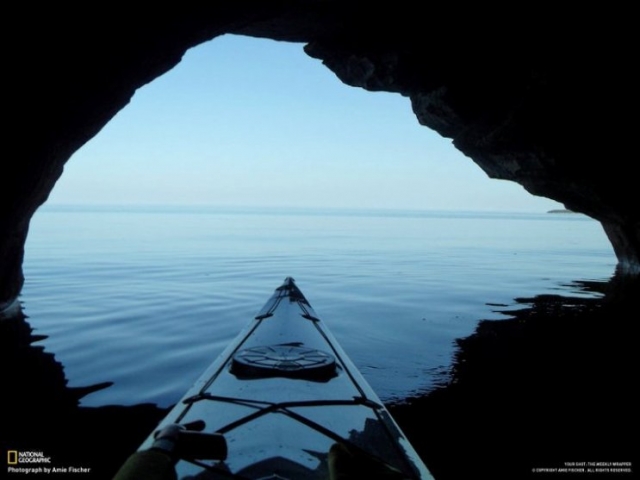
[139,278,433,479]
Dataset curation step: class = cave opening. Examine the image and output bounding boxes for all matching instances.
[46,35,563,213]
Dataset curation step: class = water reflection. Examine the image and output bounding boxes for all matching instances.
[1,303,168,479]
[389,272,638,479]
[3,273,636,479]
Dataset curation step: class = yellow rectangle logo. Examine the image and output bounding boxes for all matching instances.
[7,450,18,465]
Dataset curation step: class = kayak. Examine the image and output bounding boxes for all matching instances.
[134,277,434,479]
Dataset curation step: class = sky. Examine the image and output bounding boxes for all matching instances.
[49,34,563,212]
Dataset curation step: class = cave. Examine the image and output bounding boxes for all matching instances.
[2,4,637,308]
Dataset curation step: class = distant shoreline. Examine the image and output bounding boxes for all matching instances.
[547,209,576,214]
[40,203,574,218]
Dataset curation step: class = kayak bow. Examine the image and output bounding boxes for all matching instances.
[137,277,434,479]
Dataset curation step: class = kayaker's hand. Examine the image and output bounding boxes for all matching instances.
[151,424,185,457]
[112,424,189,480]
[113,422,225,480]
[151,420,227,462]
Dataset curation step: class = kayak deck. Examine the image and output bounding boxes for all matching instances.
[140,277,433,479]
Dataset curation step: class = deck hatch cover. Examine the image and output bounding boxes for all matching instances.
[231,344,336,381]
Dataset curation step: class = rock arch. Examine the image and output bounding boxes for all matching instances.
[2,4,636,307]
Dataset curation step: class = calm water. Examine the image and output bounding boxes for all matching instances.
[20,205,615,408]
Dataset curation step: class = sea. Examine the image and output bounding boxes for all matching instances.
[18,204,616,410]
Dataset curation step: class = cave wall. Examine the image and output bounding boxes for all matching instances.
[2,2,637,307]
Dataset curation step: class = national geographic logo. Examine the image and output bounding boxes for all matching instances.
[6,450,52,464]
[6,450,92,475]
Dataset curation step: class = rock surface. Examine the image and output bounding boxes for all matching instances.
[2,3,637,306]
